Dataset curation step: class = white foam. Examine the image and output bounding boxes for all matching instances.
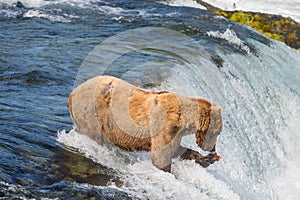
[166,0,207,9]
[271,160,300,200]
[57,129,135,170]
[0,0,48,7]
[23,9,71,22]
[207,29,251,54]
[269,94,300,200]
[2,0,300,23]
[57,129,240,200]
[97,5,125,15]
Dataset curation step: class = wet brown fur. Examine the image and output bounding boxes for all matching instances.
[68,76,223,171]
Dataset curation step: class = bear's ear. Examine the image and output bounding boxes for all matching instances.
[211,104,222,112]
[210,104,223,135]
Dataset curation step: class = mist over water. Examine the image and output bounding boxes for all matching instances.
[1,0,300,199]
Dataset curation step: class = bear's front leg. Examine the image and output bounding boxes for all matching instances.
[150,144,173,173]
[150,133,182,173]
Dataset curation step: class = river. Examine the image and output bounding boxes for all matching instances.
[1,0,300,199]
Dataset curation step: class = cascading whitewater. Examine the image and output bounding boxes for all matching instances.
[58,27,300,199]
[1,0,299,199]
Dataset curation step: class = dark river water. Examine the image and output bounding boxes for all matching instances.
[1,0,300,199]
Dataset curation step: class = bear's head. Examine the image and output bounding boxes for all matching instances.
[196,104,223,152]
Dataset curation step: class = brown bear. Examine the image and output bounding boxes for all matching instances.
[68,76,223,172]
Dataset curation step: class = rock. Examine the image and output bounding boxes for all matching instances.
[15,1,25,8]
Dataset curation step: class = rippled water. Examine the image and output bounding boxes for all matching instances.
[1,0,300,199]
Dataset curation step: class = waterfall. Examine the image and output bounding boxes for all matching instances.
[58,27,300,199]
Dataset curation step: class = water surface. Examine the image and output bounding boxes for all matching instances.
[1,0,300,199]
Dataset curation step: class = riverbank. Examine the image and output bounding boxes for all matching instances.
[196,0,300,50]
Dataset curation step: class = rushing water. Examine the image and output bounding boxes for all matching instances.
[1,0,300,199]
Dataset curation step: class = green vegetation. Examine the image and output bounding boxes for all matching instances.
[215,10,300,50]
